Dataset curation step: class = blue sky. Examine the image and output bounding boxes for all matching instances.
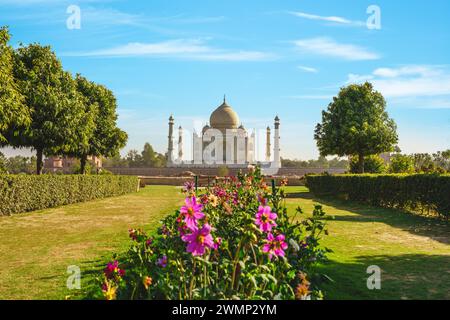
[1,0,449,159]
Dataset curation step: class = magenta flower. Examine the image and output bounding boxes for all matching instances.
[262,233,288,260]
[181,224,215,256]
[104,260,125,279]
[183,181,195,193]
[180,196,205,230]
[255,206,277,232]
[157,255,168,268]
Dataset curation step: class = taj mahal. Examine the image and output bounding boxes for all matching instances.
[166,97,281,169]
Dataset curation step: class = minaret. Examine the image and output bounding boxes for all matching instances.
[167,115,174,165]
[178,126,183,162]
[273,116,281,167]
[266,126,271,162]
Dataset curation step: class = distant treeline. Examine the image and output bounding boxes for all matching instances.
[281,156,349,169]
[103,143,167,168]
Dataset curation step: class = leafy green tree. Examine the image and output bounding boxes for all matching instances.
[314,82,398,173]
[433,150,450,172]
[350,154,386,173]
[73,75,127,174]
[12,44,82,174]
[141,142,167,167]
[389,154,414,173]
[412,153,435,173]
[141,142,156,166]
[103,154,129,168]
[126,149,143,167]
[0,26,30,145]
[5,155,36,174]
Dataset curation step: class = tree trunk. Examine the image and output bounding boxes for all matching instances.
[36,148,43,175]
[358,152,365,174]
[80,155,87,175]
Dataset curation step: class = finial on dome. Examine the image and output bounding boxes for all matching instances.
[223,94,226,103]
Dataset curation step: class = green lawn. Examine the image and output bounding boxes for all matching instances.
[0,185,448,300]
[0,185,183,300]
[284,186,450,300]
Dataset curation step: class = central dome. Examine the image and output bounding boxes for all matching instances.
[210,97,240,129]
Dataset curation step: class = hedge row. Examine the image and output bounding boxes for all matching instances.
[0,175,139,216]
[306,174,450,219]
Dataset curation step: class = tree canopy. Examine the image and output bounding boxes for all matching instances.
[314,82,398,173]
[69,75,127,173]
[0,27,128,174]
[0,27,30,145]
[11,43,88,173]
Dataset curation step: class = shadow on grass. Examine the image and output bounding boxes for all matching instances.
[316,254,450,300]
[286,190,449,245]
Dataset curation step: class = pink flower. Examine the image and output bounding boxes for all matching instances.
[183,181,195,193]
[262,233,288,260]
[181,224,215,256]
[180,196,205,230]
[255,206,277,232]
[104,260,125,279]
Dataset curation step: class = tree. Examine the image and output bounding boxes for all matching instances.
[389,154,414,173]
[140,142,167,167]
[5,155,36,174]
[315,82,398,173]
[12,43,82,174]
[73,75,127,174]
[0,26,30,145]
[350,154,386,173]
[141,142,156,166]
[126,149,142,167]
[433,150,450,172]
[412,153,434,172]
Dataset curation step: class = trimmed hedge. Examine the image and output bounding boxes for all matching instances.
[306,174,450,219]
[0,174,139,216]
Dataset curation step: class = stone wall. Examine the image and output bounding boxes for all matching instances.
[105,167,346,178]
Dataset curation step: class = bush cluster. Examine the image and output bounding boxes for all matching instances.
[306,174,450,219]
[0,175,139,215]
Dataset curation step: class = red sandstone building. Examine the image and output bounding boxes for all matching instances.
[44,156,102,172]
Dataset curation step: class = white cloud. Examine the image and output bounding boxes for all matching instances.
[65,39,275,62]
[293,37,380,61]
[372,66,442,78]
[289,11,365,27]
[346,65,450,107]
[298,65,318,73]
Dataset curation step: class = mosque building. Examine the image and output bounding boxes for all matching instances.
[167,97,281,169]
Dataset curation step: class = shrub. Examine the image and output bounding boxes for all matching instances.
[306,174,450,219]
[389,154,414,173]
[93,168,330,300]
[350,155,386,173]
[0,174,139,215]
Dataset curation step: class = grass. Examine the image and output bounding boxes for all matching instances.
[0,185,448,300]
[0,185,183,300]
[283,186,450,300]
